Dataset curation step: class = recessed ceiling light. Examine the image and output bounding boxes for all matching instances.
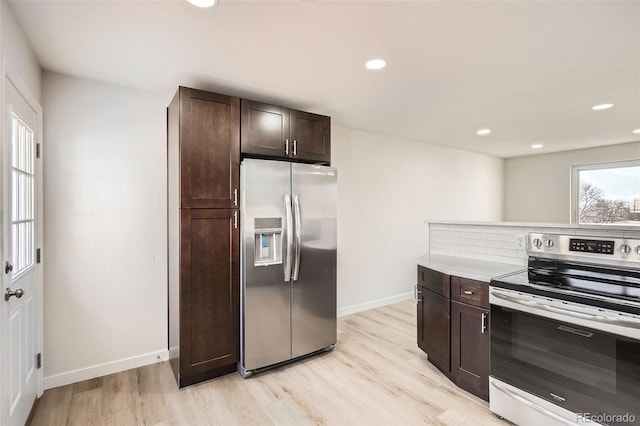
[187,0,216,7]
[365,59,386,70]
[592,103,614,111]
[633,128,640,134]
[531,144,544,149]
[476,128,491,136]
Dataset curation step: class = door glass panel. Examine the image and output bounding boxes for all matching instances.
[10,112,35,278]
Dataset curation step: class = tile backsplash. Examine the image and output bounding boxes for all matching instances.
[428,221,640,266]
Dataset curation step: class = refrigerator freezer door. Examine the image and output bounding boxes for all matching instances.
[291,163,337,359]
[241,159,292,371]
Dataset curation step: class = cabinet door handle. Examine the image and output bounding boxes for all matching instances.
[233,188,238,206]
[481,313,487,334]
[233,211,238,229]
[284,139,289,155]
[293,140,297,156]
[463,290,474,295]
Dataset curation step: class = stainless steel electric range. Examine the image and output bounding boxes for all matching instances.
[490,233,640,426]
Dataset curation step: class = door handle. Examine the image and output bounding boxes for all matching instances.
[292,140,297,156]
[233,188,238,206]
[491,290,640,329]
[5,288,24,301]
[284,195,293,282]
[5,261,13,274]
[291,195,301,281]
[481,313,487,334]
[284,139,289,156]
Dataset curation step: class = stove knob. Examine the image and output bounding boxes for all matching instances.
[637,246,640,255]
[620,244,631,254]
[533,238,543,249]
[544,239,554,248]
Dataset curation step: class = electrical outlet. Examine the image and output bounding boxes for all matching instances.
[516,234,526,248]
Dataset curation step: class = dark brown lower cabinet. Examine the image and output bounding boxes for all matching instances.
[417,266,490,401]
[451,301,489,401]
[170,208,239,387]
[417,285,450,374]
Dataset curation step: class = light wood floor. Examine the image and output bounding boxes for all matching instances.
[29,300,505,426]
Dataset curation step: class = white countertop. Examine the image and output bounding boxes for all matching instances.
[425,220,640,233]
[416,254,524,283]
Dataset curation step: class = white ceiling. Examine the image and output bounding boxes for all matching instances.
[8,0,640,158]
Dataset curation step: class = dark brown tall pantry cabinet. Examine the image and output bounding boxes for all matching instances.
[168,87,240,387]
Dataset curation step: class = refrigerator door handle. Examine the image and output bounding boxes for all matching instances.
[292,194,301,281]
[284,195,293,282]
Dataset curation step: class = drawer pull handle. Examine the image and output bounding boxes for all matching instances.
[463,290,474,295]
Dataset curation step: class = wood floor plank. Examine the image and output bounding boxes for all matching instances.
[136,363,170,426]
[101,369,138,417]
[67,387,103,426]
[28,384,73,426]
[30,300,502,426]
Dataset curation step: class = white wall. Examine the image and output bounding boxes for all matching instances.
[42,72,167,389]
[39,77,504,384]
[332,127,503,315]
[504,141,640,223]
[1,2,41,102]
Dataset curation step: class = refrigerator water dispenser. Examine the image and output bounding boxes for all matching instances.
[254,217,282,266]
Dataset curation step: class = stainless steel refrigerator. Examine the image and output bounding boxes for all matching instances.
[240,158,337,377]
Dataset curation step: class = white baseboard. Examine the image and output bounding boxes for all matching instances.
[43,349,170,390]
[338,291,414,317]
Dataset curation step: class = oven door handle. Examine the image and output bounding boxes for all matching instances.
[491,382,577,426]
[491,291,640,329]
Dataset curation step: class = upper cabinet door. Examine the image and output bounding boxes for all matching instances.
[241,99,332,164]
[290,110,331,164]
[240,100,290,159]
[180,88,240,208]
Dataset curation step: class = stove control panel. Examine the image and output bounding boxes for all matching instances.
[528,233,640,265]
[569,238,615,254]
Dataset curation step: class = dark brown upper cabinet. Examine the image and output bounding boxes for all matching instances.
[241,99,331,164]
[177,87,240,208]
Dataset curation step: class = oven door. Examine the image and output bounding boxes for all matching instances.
[490,287,640,426]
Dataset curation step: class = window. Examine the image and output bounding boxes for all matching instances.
[572,160,640,225]
[11,111,35,278]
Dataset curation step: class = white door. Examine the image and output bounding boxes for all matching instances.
[1,74,43,426]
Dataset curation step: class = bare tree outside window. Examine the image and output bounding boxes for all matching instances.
[576,164,640,225]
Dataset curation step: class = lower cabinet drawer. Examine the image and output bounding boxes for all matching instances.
[451,276,488,308]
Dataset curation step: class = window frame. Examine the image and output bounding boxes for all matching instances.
[571,159,640,225]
